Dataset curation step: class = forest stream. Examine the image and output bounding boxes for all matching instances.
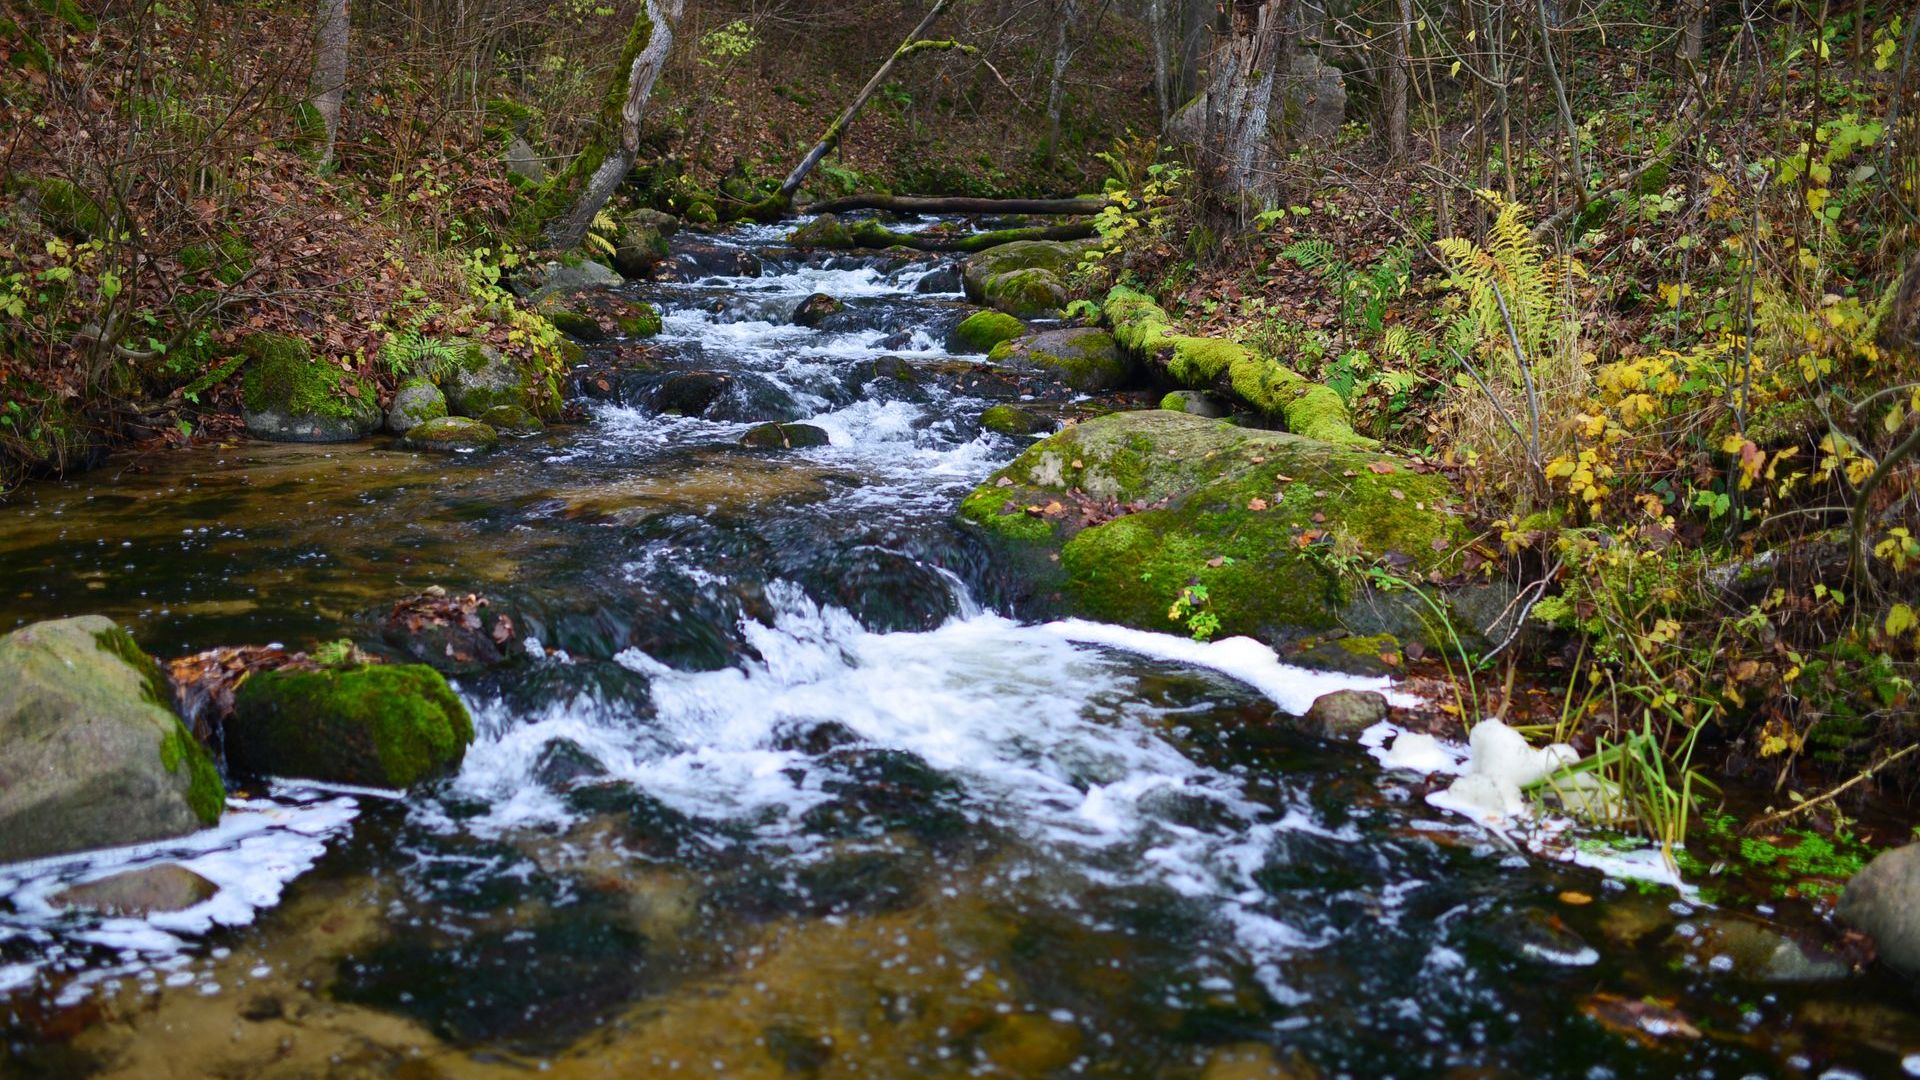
[3,223,1918,1079]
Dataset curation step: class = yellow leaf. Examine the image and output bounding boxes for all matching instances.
[1889,604,1918,638]
[1450,60,1462,77]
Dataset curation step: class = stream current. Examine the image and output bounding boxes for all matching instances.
[3,222,1918,1078]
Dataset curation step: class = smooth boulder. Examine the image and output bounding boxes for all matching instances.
[403,415,499,452]
[0,617,223,863]
[443,341,545,419]
[1840,844,1920,980]
[1301,689,1388,738]
[958,410,1468,650]
[995,328,1132,391]
[980,404,1054,437]
[54,864,219,916]
[227,663,475,789]
[386,378,447,435]
[740,422,831,450]
[949,310,1026,354]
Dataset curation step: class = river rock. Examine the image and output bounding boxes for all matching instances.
[54,864,219,916]
[1301,689,1388,738]
[1840,844,1920,980]
[739,422,830,450]
[961,239,1092,301]
[669,237,762,279]
[227,664,474,788]
[385,378,446,435]
[0,617,223,863]
[983,267,1066,318]
[403,415,499,452]
[543,307,606,342]
[997,328,1132,391]
[613,210,675,278]
[505,136,545,184]
[915,262,964,294]
[980,404,1053,436]
[617,301,663,337]
[1666,914,1850,982]
[239,333,381,443]
[958,410,1468,650]
[1162,390,1231,418]
[652,371,732,416]
[788,213,853,249]
[524,258,621,306]
[949,310,1026,353]
[480,403,545,435]
[443,341,539,418]
[791,292,845,328]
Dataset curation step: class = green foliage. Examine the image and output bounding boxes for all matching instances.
[699,20,758,66]
[381,327,463,381]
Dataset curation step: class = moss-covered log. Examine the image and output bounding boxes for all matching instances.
[801,194,1112,216]
[797,218,1097,253]
[1103,286,1375,448]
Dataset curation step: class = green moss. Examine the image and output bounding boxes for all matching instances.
[32,0,93,31]
[958,484,1057,543]
[91,625,171,709]
[238,333,376,421]
[404,415,500,451]
[159,721,224,825]
[479,404,543,434]
[1336,632,1402,660]
[1024,330,1129,391]
[546,310,600,339]
[953,310,1026,353]
[31,177,106,239]
[1159,392,1188,411]
[392,378,447,426]
[617,303,663,337]
[980,404,1051,436]
[789,214,854,248]
[229,664,474,788]
[982,268,1065,318]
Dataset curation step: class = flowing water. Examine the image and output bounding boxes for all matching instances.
[2,224,1918,1078]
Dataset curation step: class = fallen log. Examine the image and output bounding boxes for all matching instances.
[800,194,1111,216]
[1102,285,1377,448]
[799,218,1097,253]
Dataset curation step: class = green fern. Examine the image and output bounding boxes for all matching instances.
[1434,190,1581,372]
[1281,238,1339,273]
[381,328,462,381]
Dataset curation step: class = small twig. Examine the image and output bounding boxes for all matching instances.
[1746,742,1920,833]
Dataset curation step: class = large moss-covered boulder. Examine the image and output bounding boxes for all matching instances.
[386,378,447,435]
[949,310,1026,354]
[981,268,1067,319]
[617,301,664,338]
[961,240,1091,302]
[443,341,549,419]
[958,411,1469,650]
[239,333,381,443]
[788,213,854,249]
[612,209,677,278]
[227,664,475,789]
[0,617,223,862]
[524,258,621,307]
[994,328,1132,391]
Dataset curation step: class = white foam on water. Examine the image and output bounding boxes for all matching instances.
[0,790,358,1002]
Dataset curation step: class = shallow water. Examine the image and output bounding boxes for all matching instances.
[3,223,1918,1078]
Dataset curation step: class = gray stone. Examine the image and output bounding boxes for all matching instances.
[1006,328,1132,392]
[386,378,447,435]
[525,259,621,306]
[505,137,546,184]
[403,415,499,452]
[1161,390,1231,418]
[54,864,219,916]
[0,617,222,863]
[1665,914,1850,983]
[1301,689,1389,738]
[1841,844,1920,979]
[1284,50,1347,143]
[443,342,535,418]
[739,422,830,450]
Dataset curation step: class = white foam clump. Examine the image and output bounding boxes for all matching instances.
[1425,720,1578,827]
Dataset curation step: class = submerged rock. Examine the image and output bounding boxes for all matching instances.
[402,415,499,452]
[227,663,474,788]
[0,617,223,862]
[239,333,381,443]
[1665,914,1850,982]
[996,327,1132,391]
[385,378,446,435]
[53,864,218,916]
[959,410,1467,649]
[979,404,1054,437]
[1301,688,1387,739]
[739,422,830,450]
[479,403,545,436]
[949,310,1026,353]
[1840,844,1920,980]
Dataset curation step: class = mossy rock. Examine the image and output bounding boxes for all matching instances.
[981,268,1067,319]
[545,309,606,343]
[443,340,543,418]
[239,333,381,443]
[958,410,1470,652]
[788,213,854,249]
[1002,328,1132,391]
[980,404,1054,437]
[960,239,1095,302]
[1161,390,1230,418]
[739,422,831,449]
[949,310,1026,354]
[403,415,500,452]
[617,302,663,338]
[0,616,222,862]
[612,210,676,278]
[791,292,845,328]
[227,664,474,789]
[386,378,447,435]
[480,403,545,435]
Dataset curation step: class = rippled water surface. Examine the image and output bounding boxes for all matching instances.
[3,223,1918,1078]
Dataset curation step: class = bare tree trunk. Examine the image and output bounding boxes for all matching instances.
[311,0,349,165]
[769,0,958,209]
[1148,0,1171,126]
[1386,0,1411,160]
[1044,0,1083,162]
[1678,0,1705,61]
[1198,0,1293,215]
[548,0,680,251]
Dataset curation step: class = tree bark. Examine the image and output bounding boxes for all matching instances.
[547,0,680,251]
[311,0,349,165]
[1677,0,1705,62]
[1148,0,1171,126]
[1197,0,1293,214]
[1385,0,1411,160]
[768,0,958,211]
[801,194,1110,215]
[1043,0,1083,162]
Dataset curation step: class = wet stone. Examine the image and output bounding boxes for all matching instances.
[1299,689,1388,739]
[739,422,830,450]
[52,864,218,917]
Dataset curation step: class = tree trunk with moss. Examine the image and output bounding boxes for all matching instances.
[546,0,681,251]
[1196,0,1295,214]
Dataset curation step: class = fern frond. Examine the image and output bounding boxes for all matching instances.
[1281,238,1339,273]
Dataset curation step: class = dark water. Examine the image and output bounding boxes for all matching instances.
[2,223,1917,1079]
